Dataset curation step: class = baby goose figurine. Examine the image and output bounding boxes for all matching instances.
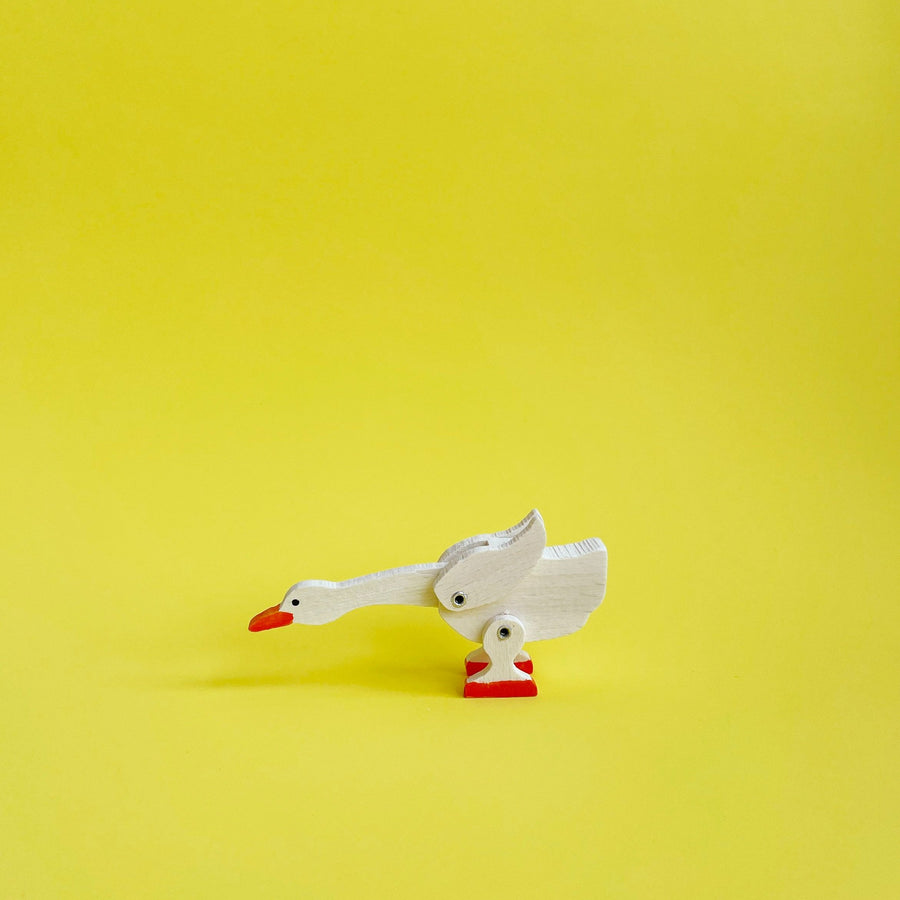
[249,510,607,697]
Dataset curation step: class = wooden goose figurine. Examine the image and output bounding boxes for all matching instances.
[248,510,607,697]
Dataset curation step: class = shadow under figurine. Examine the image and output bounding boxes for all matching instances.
[248,509,607,697]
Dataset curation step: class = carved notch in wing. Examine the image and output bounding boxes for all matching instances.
[433,509,547,611]
[437,508,538,566]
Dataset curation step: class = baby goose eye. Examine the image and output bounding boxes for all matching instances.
[291,598,300,606]
[452,592,467,607]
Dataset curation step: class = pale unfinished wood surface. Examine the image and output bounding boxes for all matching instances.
[433,510,547,611]
[438,509,538,565]
[437,537,607,642]
[465,615,532,685]
[465,646,530,665]
[266,510,607,655]
[281,563,444,625]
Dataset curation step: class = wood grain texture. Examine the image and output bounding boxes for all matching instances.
[260,511,607,650]
[465,615,532,684]
[433,510,547,611]
[437,509,538,564]
[464,646,530,666]
[279,563,444,625]
[438,537,607,642]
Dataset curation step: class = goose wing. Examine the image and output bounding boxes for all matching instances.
[433,509,547,611]
[437,508,538,565]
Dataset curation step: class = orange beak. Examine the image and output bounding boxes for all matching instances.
[248,605,294,632]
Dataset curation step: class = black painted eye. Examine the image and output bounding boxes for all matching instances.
[452,592,466,607]
[291,598,300,606]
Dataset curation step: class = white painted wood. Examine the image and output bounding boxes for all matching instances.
[438,537,607,642]
[438,509,538,565]
[465,646,530,666]
[433,510,547,611]
[258,511,607,671]
[465,615,532,685]
[278,562,443,625]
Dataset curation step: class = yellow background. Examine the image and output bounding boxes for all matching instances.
[2,1,898,897]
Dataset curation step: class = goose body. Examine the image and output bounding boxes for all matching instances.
[249,510,607,696]
[437,537,607,642]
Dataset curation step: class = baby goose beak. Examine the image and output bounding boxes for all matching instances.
[248,605,294,632]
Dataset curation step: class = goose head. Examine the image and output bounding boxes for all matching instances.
[248,580,347,631]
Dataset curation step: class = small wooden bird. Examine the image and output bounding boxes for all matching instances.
[249,510,607,697]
